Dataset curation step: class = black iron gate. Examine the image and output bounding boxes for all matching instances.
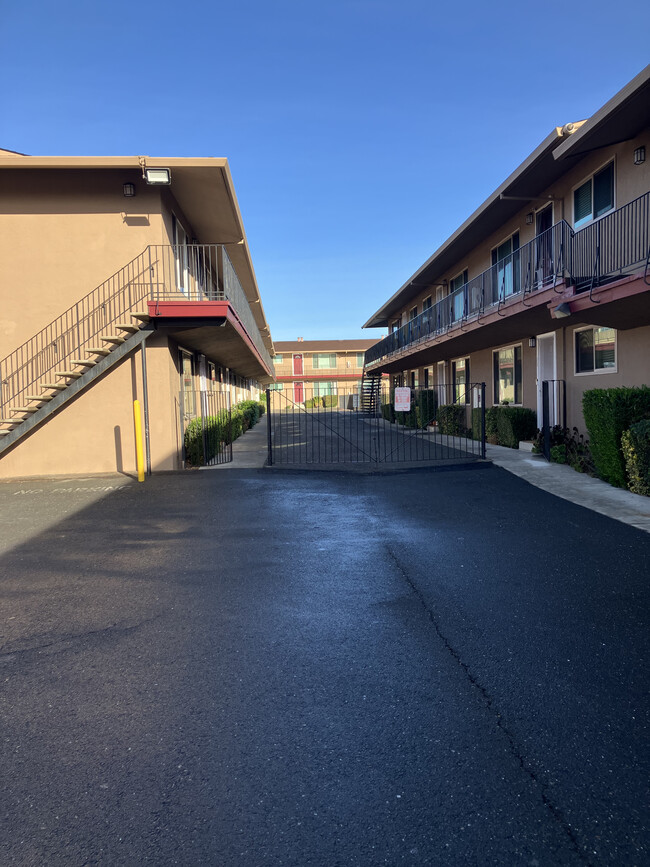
[267,384,486,467]
[180,389,233,467]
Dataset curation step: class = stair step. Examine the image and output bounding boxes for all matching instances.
[10,406,40,414]
[56,370,83,379]
[41,382,68,390]
[131,311,150,321]
[101,335,125,345]
[70,358,97,367]
[0,431,10,436]
[115,322,139,333]
[0,418,19,425]
[26,394,52,402]
[87,346,112,356]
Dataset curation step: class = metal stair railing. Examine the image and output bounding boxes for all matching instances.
[0,244,273,419]
[0,249,151,417]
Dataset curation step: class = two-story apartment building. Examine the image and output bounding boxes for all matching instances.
[272,339,384,404]
[0,151,274,477]
[363,67,650,435]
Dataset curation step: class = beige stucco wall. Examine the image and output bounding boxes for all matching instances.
[0,169,169,355]
[0,334,187,480]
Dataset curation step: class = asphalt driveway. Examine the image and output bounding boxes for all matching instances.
[0,465,648,865]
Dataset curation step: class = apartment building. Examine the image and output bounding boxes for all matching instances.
[272,339,383,403]
[363,67,650,434]
[0,151,274,477]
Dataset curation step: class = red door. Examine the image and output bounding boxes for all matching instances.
[294,382,304,403]
[293,354,303,375]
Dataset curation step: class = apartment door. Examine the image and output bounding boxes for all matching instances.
[535,205,553,286]
[492,233,520,298]
[536,332,557,427]
[173,216,190,296]
[294,382,304,403]
[293,354,303,376]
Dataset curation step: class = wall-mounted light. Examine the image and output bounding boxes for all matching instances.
[553,302,572,318]
[526,212,534,225]
[123,182,136,197]
[528,337,536,347]
[634,146,646,165]
[144,168,172,185]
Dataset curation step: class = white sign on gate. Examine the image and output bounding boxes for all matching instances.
[394,386,411,411]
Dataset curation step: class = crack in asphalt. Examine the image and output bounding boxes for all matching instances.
[386,545,594,867]
[0,616,160,661]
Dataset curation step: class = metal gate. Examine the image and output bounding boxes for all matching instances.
[267,384,486,467]
[180,389,233,467]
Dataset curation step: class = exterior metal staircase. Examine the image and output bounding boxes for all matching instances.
[360,370,383,414]
[0,248,155,456]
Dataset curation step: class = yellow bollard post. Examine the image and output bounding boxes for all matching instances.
[133,400,145,483]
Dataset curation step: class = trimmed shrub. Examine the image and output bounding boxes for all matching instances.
[381,398,395,423]
[583,387,650,487]
[621,419,650,496]
[184,411,231,466]
[437,404,466,436]
[322,394,338,408]
[494,406,537,449]
[415,390,438,428]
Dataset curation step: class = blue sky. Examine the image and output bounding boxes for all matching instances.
[2,1,648,342]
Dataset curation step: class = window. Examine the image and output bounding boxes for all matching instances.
[314,380,337,397]
[312,353,337,369]
[356,353,365,367]
[423,296,432,310]
[450,270,468,321]
[492,233,520,298]
[273,355,283,364]
[575,326,616,374]
[269,383,284,390]
[451,357,470,404]
[493,345,522,404]
[573,162,614,228]
[409,306,418,320]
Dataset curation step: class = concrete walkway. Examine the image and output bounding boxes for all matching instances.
[216,414,650,534]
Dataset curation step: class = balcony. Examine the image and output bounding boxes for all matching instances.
[366,192,650,368]
[147,244,273,375]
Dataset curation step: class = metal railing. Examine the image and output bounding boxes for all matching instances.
[147,244,272,370]
[366,191,650,367]
[365,222,571,365]
[570,190,650,295]
[0,244,272,415]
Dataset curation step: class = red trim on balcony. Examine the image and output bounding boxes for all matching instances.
[275,373,364,382]
[147,300,273,378]
[548,271,649,315]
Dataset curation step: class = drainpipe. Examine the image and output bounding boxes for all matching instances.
[141,340,152,475]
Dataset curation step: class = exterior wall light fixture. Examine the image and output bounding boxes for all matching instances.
[526,212,534,225]
[144,168,172,185]
[634,146,645,165]
[528,337,536,347]
[123,182,136,197]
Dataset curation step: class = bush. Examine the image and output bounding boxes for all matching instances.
[583,387,650,487]
[494,406,537,449]
[322,394,338,408]
[533,426,595,474]
[550,444,567,464]
[437,404,466,436]
[621,419,650,496]
[381,397,395,424]
[415,390,438,428]
[184,410,232,466]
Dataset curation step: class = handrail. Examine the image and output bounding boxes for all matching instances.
[0,244,272,415]
[366,192,650,368]
[365,220,571,366]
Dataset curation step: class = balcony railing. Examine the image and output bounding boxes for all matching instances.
[366,221,571,365]
[366,191,650,367]
[148,244,272,370]
[0,244,272,414]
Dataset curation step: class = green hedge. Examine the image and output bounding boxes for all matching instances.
[415,390,438,428]
[437,404,466,436]
[322,394,338,408]
[621,419,650,496]
[184,398,265,467]
[583,387,650,487]
[494,407,537,449]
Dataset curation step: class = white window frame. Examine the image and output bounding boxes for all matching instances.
[492,343,523,406]
[311,353,337,370]
[571,159,616,230]
[573,326,618,376]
